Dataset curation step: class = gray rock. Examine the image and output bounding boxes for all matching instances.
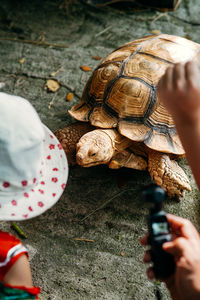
[0,0,200,299]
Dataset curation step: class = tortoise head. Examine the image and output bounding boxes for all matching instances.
[76,130,115,167]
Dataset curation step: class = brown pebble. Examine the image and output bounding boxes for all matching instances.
[66,92,74,101]
[92,56,102,60]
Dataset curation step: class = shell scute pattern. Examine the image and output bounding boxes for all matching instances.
[69,34,200,155]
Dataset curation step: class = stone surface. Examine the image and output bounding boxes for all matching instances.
[0,0,200,299]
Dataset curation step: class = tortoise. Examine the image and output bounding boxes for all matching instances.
[57,34,200,198]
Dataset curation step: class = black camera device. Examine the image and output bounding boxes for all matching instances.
[142,184,175,278]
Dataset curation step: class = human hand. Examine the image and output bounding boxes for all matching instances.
[140,214,200,300]
[157,61,200,126]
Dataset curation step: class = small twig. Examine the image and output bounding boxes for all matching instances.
[80,188,136,222]
[174,0,182,10]
[0,37,69,49]
[151,12,168,24]
[50,66,64,77]
[48,94,57,109]
[11,223,27,239]
[95,26,112,38]
[74,238,94,243]
[106,33,112,40]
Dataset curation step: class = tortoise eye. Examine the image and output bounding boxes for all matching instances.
[88,150,96,157]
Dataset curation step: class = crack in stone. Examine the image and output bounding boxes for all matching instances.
[0,37,69,49]
[1,71,81,99]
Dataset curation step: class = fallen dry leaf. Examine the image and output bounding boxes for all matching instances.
[92,56,102,60]
[66,92,74,101]
[151,30,161,35]
[46,79,60,92]
[120,251,125,257]
[80,65,92,72]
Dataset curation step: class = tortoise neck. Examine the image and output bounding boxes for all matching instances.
[101,129,133,153]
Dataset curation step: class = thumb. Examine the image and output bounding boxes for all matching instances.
[163,237,187,258]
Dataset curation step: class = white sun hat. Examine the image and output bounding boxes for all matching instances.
[0,92,68,221]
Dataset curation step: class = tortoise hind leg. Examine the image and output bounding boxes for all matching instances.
[148,150,191,198]
[108,149,147,170]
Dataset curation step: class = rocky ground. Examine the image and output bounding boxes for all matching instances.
[0,0,200,299]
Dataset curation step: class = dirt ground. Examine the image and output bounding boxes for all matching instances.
[0,0,200,299]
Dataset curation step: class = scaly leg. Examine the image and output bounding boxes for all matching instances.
[148,150,191,198]
[109,149,147,170]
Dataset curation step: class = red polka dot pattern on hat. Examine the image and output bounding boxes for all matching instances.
[0,127,68,221]
[49,144,55,150]
[52,177,58,183]
[3,182,10,188]
[21,180,28,186]
[61,184,66,190]
[38,189,44,194]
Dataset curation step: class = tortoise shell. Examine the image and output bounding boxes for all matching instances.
[69,34,200,155]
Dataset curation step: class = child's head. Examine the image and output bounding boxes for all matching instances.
[0,92,68,220]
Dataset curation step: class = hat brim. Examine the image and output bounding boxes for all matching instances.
[0,124,69,221]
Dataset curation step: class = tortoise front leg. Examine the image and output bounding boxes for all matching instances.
[109,149,147,170]
[148,150,191,198]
